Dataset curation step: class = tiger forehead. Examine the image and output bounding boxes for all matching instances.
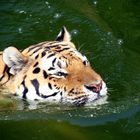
[22,41,84,62]
[27,41,74,51]
[23,41,75,57]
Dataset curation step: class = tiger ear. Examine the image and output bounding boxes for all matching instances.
[3,47,27,75]
[55,26,71,42]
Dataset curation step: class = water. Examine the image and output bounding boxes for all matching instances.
[0,0,140,139]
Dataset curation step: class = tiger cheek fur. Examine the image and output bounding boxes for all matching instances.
[0,27,108,105]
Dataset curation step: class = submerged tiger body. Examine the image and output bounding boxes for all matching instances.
[0,27,107,105]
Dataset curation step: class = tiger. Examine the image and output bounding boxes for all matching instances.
[0,27,107,106]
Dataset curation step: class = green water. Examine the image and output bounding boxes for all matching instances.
[0,0,140,139]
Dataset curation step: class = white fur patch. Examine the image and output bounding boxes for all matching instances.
[39,86,62,102]
[74,50,88,62]
[40,56,56,70]
[83,87,98,101]
[26,85,43,100]
[100,81,108,96]
[16,85,24,97]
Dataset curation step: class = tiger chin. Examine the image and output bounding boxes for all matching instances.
[0,26,108,106]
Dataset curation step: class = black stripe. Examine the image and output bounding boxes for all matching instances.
[44,48,50,52]
[48,83,52,90]
[28,42,47,52]
[49,77,54,80]
[22,87,28,99]
[0,64,8,81]
[46,41,59,45]
[47,53,55,58]
[41,51,46,58]
[57,48,70,53]
[52,58,57,67]
[64,87,66,92]
[30,47,42,56]
[3,65,8,73]
[33,67,40,74]
[48,67,55,71]
[41,92,59,98]
[28,45,39,52]
[33,62,39,67]
[2,67,13,85]
[57,61,62,68]
[21,79,28,99]
[0,74,5,81]
[69,88,74,94]
[43,70,48,79]
[55,27,65,41]
[35,54,39,59]
[49,45,62,48]
[31,79,40,96]
[55,46,61,49]
[73,97,87,106]
[46,45,58,48]
[46,44,68,48]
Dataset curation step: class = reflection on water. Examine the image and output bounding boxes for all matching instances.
[0,0,140,139]
[0,96,139,125]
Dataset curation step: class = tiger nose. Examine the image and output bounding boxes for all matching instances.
[86,80,102,93]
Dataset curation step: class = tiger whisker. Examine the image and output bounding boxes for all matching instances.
[77,43,86,52]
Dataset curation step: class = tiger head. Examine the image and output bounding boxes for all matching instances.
[0,27,107,105]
